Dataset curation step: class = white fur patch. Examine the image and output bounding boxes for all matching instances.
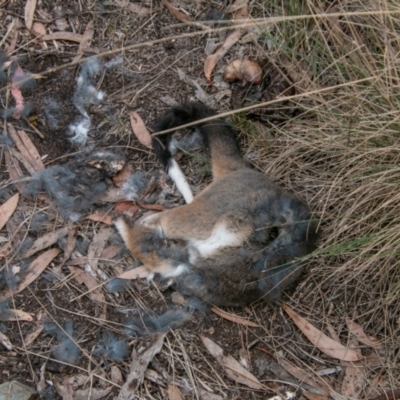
[114,218,130,243]
[169,159,193,204]
[155,262,187,278]
[190,223,242,259]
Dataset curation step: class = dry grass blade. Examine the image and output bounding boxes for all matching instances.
[118,332,167,398]
[85,213,113,225]
[210,307,261,327]
[24,0,36,30]
[0,248,60,301]
[21,226,69,259]
[199,335,264,390]
[0,193,19,231]
[281,304,363,362]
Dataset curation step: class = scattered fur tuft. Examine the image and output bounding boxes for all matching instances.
[44,320,81,365]
[94,331,130,362]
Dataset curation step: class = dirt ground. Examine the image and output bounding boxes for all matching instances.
[0,0,399,399]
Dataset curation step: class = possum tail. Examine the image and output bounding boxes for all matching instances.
[152,103,249,189]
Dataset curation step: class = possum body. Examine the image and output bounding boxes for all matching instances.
[115,103,318,306]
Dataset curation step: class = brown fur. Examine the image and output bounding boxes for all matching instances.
[115,103,318,306]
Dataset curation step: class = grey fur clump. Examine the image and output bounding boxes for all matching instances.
[107,278,131,294]
[44,320,81,365]
[0,135,13,146]
[25,164,107,220]
[125,309,191,336]
[121,172,146,200]
[94,331,129,362]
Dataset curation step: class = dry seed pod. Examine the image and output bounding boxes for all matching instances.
[223,59,262,85]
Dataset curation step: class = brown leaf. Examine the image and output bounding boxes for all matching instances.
[24,0,37,30]
[7,124,45,173]
[119,333,166,398]
[68,266,106,306]
[55,379,112,400]
[42,32,83,43]
[87,226,114,276]
[302,391,330,400]
[97,187,126,203]
[115,200,140,214]
[341,365,366,399]
[0,331,13,350]
[113,163,135,187]
[199,335,264,390]
[74,20,94,61]
[129,111,153,149]
[369,389,400,400]
[85,213,113,225]
[117,265,149,280]
[0,248,61,301]
[24,310,46,347]
[346,318,382,349]
[113,0,151,15]
[0,308,34,322]
[281,303,364,362]
[211,307,261,327]
[160,0,192,22]
[275,354,330,396]
[5,151,25,194]
[137,202,165,211]
[22,226,69,259]
[167,384,184,400]
[101,244,124,259]
[11,66,26,119]
[61,224,77,265]
[204,29,243,84]
[199,390,224,400]
[0,193,19,231]
[31,21,46,37]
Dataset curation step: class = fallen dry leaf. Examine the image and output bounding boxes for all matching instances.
[137,202,165,211]
[42,32,83,43]
[85,213,113,225]
[0,331,13,350]
[119,332,166,398]
[74,20,94,62]
[199,335,264,390]
[0,248,61,301]
[204,29,243,85]
[24,0,37,30]
[369,388,400,400]
[61,224,77,265]
[24,310,46,347]
[114,0,151,15]
[22,226,69,259]
[282,303,364,362]
[115,200,140,214]
[68,266,106,307]
[55,379,112,400]
[341,365,366,399]
[0,193,19,231]
[0,308,34,322]
[101,244,124,259]
[31,21,46,38]
[226,0,248,13]
[199,390,224,400]
[7,124,45,172]
[211,307,261,327]
[11,65,26,119]
[275,354,330,396]
[167,384,184,400]
[5,151,25,195]
[117,265,149,280]
[161,0,192,22]
[129,111,153,149]
[87,226,114,277]
[346,318,382,349]
[302,391,330,400]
